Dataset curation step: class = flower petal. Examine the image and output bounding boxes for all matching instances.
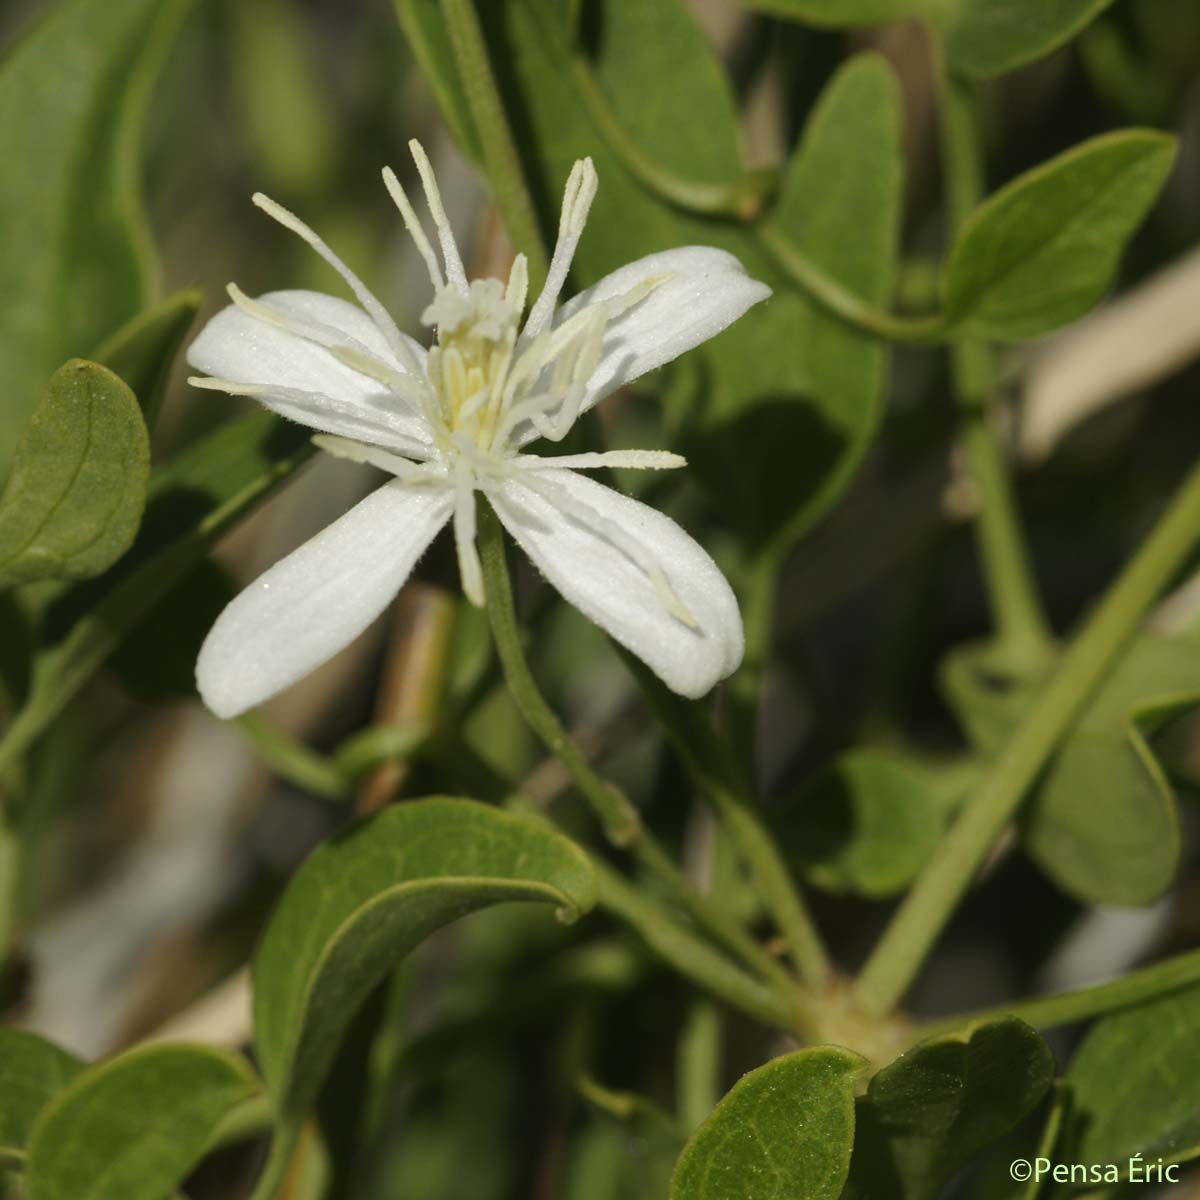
[489,468,743,698]
[187,289,432,450]
[554,246,770,413]
[197,480,453,718]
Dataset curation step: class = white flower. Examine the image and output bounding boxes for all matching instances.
[187,141,770,718]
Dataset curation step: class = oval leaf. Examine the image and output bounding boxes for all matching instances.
[1020,632,1200,904]
[847,1019,1054,1200]
[0,411,314,774]
[0,361,149,588]
[253,797,597,1123]
[942,634,1197,905]
[0,0,189,470]
[945,131,1177,340]
[26,1043,259,1200]
[777,749,943,898]
[670,1046,865,1199]
[393,0,481,160]
[947,0,1118,80]
[1065,982,1200,1167]
[0,1030,82,1163]
[485,6,900,550]
[695,53,904,550]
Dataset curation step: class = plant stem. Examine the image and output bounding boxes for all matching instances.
[921,948,1200,1036]
[566,50,772,220]
[854,456,1200,1016]
[564,41,949,344]
[616,648,831,987]
[236,715,350,801]
[708,780,831,986]
[677,998,721,1132]
[0,820,17,967]
[477,502,793,994]
[939,69,1054,666]
[247,1132,294,1200]
[593,859,799,1031]
[757,223,948,344]
[439,0,549,285]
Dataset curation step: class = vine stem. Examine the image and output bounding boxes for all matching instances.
[618,649,831,988]
[939,68,1055,667]
[757,223,948,344]
[593,861,799,1031]
[0,822,17,966]
[565,50,772,220]
[707,780,830,987]
[476,501,795,997]
[438,0,549,286]
[561,40,947,344]
[854,455,1200,1016]
[677,997,720,1132]
[920,948,1200,1037]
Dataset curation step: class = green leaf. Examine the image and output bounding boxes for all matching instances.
[775,749,943,898]
[0,1030,82,1164]
[0,412,314,774]
[705,54,903,552]
[669,1047,864,1199]
[573,0,743,189]
[0,0,190,470]
[93,290,202,426]
[253,798,597,1126]
[26,1043,259,1200]
[1064,982,1200,1168]
[229,0,340,195]
[0,361,149,589]
[392,0,481,161]
[942,634,1199,905]
[1020,633,1200,904]
[745,0,1115,78]
[482,7,899,550]
[939,640,1039,758]
[846,1019,1054,1200]
[944,131,1177,340]
[946,0,1118,80]
[738,0,928,25]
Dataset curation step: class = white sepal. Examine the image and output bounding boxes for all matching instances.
[187,289,431,450]
[196,479,453,717]
[547,246,772,426]
[488,468,744,698]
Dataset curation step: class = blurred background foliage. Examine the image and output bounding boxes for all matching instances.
[2,0,1200,1197]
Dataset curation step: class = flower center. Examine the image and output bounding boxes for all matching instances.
[423,279,520,451]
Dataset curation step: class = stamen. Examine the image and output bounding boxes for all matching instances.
[409,139,468,291]
[452,463,485,605]
[511,450,687,471]
[251,192,425,378]
[517,303,607,444]
[523,157,598,339]
[225,283,419,396]
[505,254,529,314]
[503,301,607,411]
[312,434,445,482]
[491,304,607,449]
[382,166,445,292]
[188,375,436,460]
[607,271,674,319]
